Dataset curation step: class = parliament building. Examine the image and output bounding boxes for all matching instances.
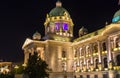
[22,1,120,78]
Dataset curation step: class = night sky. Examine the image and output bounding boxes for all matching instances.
[0,0,119,62]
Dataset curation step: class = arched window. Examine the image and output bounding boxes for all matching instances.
[62,23,68,31]
[93,43,98,53]
[95,59,98,69]
[116,55,120,66]
[103,58,108,68]
[74,50,77,57]
[116,37,120,47]
[62,51,66,58]
[62,62,66,71]
[102,42,106,51]
[80,60,83,70]
[86,46,90,55]
[81,48,84,56]
[87,59,90,69]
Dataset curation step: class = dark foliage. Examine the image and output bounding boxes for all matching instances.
[24,52,49,78]
[0,73,14,78]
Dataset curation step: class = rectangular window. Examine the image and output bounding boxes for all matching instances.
[94,75,98,78]
[80,75,83,78]
[86,75,90,78]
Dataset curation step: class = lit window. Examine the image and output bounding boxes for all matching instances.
[63,23,68,30]
[55,23,60,30]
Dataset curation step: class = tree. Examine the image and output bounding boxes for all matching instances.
[0,73,14,78]
[24,52,49,78]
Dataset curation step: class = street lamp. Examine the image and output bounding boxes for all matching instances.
[22,63,27,69]
[14,65,19,74]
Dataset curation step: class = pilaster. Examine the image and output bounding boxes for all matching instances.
[107,37,113,70]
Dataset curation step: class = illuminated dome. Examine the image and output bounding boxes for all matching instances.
[112,9,120,22]
[49,1,70,17]
[32,31,41,40]
[79,26,88,37]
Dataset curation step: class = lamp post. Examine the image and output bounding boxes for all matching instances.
[14,65,19,74]
[22,63,27,69]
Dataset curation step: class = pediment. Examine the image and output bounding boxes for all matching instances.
[22,38,33,49]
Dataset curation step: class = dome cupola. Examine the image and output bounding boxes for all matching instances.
[79,26,88,37]
[32,31,41,40]
[49,0,70,17]
[44,1,74,42]
[112,9,120,22]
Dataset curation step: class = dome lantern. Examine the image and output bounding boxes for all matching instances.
[56,0,62,7]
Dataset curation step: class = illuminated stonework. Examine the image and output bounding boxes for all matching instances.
[22,1,120,78]
[0,62,12,74]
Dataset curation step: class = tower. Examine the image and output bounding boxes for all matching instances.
[44,1,74,42]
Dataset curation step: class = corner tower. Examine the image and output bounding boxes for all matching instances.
[44,1,74,42]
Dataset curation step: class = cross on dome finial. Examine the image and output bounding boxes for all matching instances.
[56,0,62,7]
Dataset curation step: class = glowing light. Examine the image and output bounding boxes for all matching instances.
[119,47,120,50]
[63,23,68,30]
[55,23,60,30]
[22,63,27,67]
[96,69,98,71]
[74,57,77,60]
[88,69,91,72]
[93,53,96,56]
[60,32,62,35]
[114,48,118,51]
[113,66,116,70]
[70,34,73,37]
[105,51,107,53]
[89,55,91,56]
[67,33,69,36]
[63,33,66,36]
[64,58,67,60]
[56,32,59,35]
[104,68,108,71]
[62,16,65,19]
[86,55,88,57]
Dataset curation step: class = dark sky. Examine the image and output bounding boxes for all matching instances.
[0,0,119,62]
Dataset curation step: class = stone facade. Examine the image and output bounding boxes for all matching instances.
[22,1,120,78]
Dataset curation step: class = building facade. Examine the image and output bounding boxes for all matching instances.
[22,1,120,78]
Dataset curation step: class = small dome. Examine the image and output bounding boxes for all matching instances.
[112,9,120,22]
[49,1,70,17]
[79,26,88,37]
[32,31,41,40]
[113,9,120,18]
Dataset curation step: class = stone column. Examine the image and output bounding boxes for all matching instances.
[90,44,94,71]
[45,44,50,68]
[97,41,102,70]
[67,46,74,72]
[83,46,86,65]
[107,37,113,70]
[83,46,86,72]
[97,41,102,63]
[108,70,115,78]
[57,46,62,72]
[24,49,29,64]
